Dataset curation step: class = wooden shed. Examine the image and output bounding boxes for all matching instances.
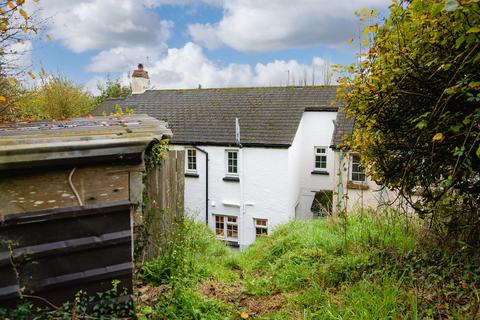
[0,115,172,307]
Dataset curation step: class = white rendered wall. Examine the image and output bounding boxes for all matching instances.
[131,77,150,94]
[332,151,415,213]
[178,145,291,248]
[288,111,337,219]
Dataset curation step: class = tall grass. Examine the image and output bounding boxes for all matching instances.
[238,211,417,318]
[139,211,426,319]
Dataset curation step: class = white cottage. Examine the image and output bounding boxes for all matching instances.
[330,110,415,214]
[94,69,340,248]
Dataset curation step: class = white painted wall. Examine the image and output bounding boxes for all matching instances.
[179,145,291,248]
[288,111,337,219]
[131,77,150,94]
[332,151,415,213]
[177,110,338,248]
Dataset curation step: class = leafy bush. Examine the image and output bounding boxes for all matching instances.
[10,76,94,120]
[93,79,132,108]
[338,0,480,246]
[0,280,134,319]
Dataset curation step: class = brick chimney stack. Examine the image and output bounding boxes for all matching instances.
[131,63,150,94]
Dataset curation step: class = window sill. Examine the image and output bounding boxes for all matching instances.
[347,180,369,190]
[185,172,199,178]
[311,170,329,175]
[216,237,240,248]
[223,176,240,182]
[226,240,240,248]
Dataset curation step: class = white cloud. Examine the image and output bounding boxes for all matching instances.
[3,41,33,71]
[188,0,388,52]
[86,45,166,73]
[36,0,173,53]
[33,0,178,74]
[142,42,334,89]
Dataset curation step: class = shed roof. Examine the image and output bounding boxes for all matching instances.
[0,114,171,171]
[331,109,355,148]
[91,86,340,148]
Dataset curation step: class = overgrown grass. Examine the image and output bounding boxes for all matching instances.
[137,219,237,319]
[138,211,479,319]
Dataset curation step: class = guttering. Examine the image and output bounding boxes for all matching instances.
[193,146,209,225]
[304,106,340,112]
[173,141,291,149]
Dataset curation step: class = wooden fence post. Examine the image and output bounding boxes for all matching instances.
[141,150,185,261]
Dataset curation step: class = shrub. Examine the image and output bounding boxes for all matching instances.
[13,76,94,120]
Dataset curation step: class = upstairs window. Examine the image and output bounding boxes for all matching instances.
[226,150,238,175]
[186,148,197,172]
[350,154,366,182]
[255,219,268,238]
[314,146,327,170]
[215,215,238,240]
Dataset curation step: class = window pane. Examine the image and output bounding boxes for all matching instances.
[256,227,268,238]
[215,216,225,237]
[315,155,327,169]
[187,149,197,170]
[216,227,224,236]
[227,216,237,223]
[314,147,327,170]
[227,224,238,238]
[255,219,267,226]
[351,154,366,182]
[227,151,238,174]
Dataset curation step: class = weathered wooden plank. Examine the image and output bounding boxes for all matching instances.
[140,150,185,261]
[129,171,143,225]
[0,164,135,217]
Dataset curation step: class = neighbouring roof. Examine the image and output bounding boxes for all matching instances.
[91,86,340,147]
[331,109,355,148]
[93,97,125,116]
[0,114,171,171]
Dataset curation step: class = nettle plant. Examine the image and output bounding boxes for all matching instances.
[336,0,480,246]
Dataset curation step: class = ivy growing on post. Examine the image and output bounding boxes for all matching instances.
[337,0,480,246]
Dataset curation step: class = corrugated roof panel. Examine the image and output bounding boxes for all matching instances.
[0,115,172,170]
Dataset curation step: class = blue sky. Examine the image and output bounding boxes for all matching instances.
[26,0,388,93]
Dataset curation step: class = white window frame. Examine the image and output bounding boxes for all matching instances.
[214,215,238,241]
[314,146,327,171]
[186,148,197,173]
[225,149,239,176]
[254,218,268,238]
[350,153,366,182]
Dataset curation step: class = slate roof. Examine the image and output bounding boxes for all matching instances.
[91,86,339,147]
[331,109,355,147]
[92,97,125,116]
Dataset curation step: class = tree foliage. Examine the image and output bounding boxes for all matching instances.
[0,0,40,74]
[93,79,132,107]
[8,76,94,120]
[338,0,480,245]
[0,0,43,118]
